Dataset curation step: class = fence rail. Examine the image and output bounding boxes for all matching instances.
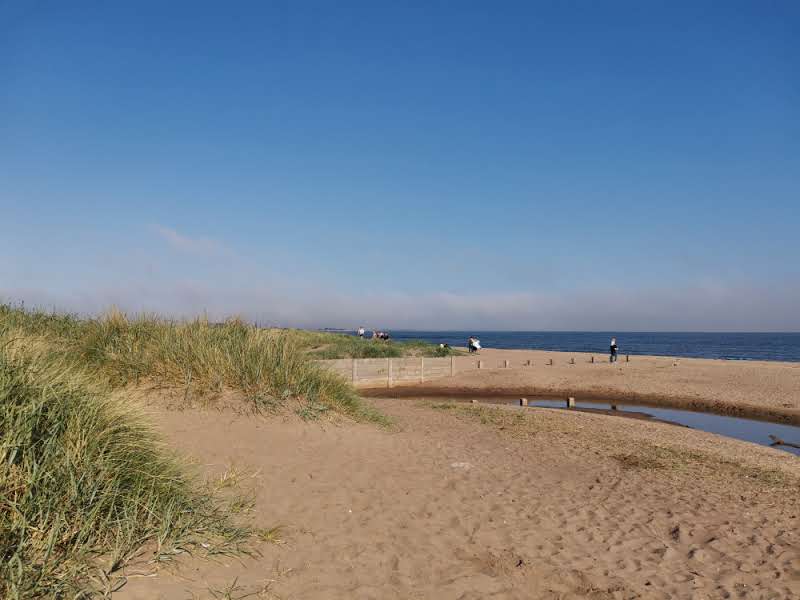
[314,356,478,387]
[315,353,627,388]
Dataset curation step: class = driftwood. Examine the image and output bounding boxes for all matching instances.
[768,435,800,450]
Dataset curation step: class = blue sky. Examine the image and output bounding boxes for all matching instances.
[1,1,798,330]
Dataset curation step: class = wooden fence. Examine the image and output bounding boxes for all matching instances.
[314,356,480,388]
[314,353,629,388]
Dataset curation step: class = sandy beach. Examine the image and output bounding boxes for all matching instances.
[365,348,800,425]
[119,393,800,600]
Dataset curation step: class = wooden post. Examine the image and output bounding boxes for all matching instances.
[387,357,392,388]
[352,358,357,383]
[519,398,528,406]
[611,404,617,411]
[591,356,594,363]
[420,357,425,383]
[478,360,483,369]
[525,359,531,366]
[567,397,576,408]
[504,359,510,368]
[548,358,553,366]
[450,355,455,376]
[626,354,629,362]
[569,357,574,365]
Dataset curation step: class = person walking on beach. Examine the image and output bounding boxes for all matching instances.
[610,337,618,363]
[357,326,365,338]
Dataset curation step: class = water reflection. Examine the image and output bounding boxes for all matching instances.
[528,399,800,456]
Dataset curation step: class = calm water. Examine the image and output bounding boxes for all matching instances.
[379,331,800,362]
[527,399,800,456]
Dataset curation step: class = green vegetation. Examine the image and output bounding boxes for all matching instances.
[303,333,459,359]
[0,327,249,598]
[0,304,393,596]
[0,304,383,422]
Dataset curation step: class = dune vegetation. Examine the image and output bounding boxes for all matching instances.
[0,304,405,597]
[0,323,250,598]
[302,332,458,359]
[0,304,391,420]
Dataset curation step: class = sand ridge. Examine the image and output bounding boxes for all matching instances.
[118,397,799,599]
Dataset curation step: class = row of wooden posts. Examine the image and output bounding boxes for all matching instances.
[340,353,633,387]
[475,354,630,369]
[517,396,618,410]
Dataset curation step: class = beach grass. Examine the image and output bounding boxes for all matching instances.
[302,333,459,359]
[0,326,249,598]
[0,304,385,422]
[0,303,396,596]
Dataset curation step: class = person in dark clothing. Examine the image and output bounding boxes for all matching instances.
[610,337,618,363]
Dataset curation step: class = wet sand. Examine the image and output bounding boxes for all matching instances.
[118,397,800,600]
[364,348,800,425]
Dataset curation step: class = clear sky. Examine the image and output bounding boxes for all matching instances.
[1,1,798,330]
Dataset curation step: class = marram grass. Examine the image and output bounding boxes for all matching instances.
[0,304,385,422]
[0,331,248,598]
[0,304,391,597]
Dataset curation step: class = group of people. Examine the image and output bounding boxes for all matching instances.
[357,327,390,341]
[356,328,620,360]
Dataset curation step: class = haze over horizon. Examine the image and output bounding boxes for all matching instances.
[2,2,798,332]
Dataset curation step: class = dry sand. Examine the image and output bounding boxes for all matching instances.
[118,396,800,600]
[367,349,800,425]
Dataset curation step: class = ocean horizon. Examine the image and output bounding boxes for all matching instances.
[336,330,800,363]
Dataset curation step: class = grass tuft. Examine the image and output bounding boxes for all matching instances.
[0,325,248,598]
[254,526,285,545]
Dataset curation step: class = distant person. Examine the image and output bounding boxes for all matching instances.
[380,331,390,341]
[610,337,618,363]
[468,336,481,353]
[357,326,365,338]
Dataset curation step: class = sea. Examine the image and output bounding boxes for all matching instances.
[358,331,800,363]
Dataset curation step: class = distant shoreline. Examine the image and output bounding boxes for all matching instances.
[352,330,800,363]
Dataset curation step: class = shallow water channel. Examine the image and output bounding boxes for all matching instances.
[416,396,800,456]
[523,399,800,456]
